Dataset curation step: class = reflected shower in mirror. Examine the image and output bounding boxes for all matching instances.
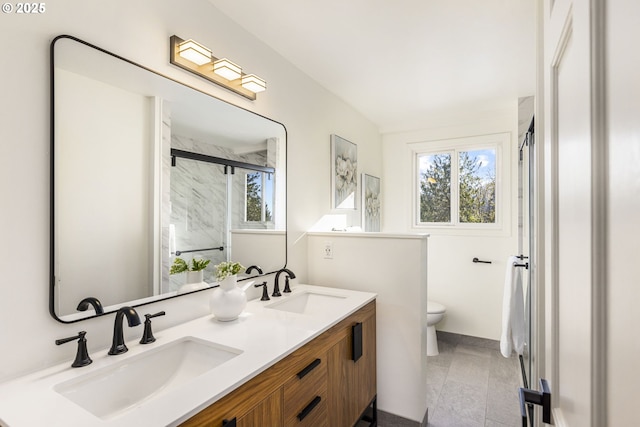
[51,35,287,323]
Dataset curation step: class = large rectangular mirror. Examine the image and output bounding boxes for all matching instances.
[51,35,287,323]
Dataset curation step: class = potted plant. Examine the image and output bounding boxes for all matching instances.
[170,257,210,293]
[210,261,246,321]
[214,261,245,284]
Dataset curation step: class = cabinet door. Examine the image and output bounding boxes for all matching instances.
[327,312,376,426]
[238,389,283,427]
[180,387,282,427]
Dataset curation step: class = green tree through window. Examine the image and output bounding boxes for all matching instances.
[246,172,262,221]
[246,172,273,222]
[420,153,451,222]
[459,150,496,223]
[418,148,496,225]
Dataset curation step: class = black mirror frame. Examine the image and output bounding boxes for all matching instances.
[49,35,288,323]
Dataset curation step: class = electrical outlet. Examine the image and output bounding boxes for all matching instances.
[323,241,333,259]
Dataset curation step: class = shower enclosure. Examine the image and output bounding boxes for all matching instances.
[518,96,536,425]
[165,149,275,293]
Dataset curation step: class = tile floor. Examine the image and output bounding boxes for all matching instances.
[426,332,523,427]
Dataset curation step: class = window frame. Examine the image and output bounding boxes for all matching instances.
[411,133,510,233]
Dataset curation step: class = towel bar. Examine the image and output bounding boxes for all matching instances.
[513,262,529,269]
[172,246,224,256]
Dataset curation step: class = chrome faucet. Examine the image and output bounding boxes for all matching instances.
[273,268,296,297]
[108,306,141,355]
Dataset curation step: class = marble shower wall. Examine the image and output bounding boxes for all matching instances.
[165,132,268,291]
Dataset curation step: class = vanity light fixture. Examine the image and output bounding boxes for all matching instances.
[213,58,242,81]
[177,39,211,65]
[241,74,267,93]
[170,35,266,101]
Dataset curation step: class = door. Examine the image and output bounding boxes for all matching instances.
[541,0,606,425]
[326,306,376,427]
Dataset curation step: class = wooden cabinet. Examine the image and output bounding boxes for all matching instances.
[237,389,283,427]
[283,355,328,427]
[326,308,376,427]
[180,300,376,427]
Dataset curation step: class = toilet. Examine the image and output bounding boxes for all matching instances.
[427,301,447,356]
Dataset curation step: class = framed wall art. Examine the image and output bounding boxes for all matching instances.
[362,173,381,231]
[330,134,357,209]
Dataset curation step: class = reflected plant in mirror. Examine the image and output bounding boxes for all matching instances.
[50,35,287,322]
[170,257,211,295]
[169,257,210,275]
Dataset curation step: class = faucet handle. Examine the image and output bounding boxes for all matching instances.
[55,331,92,368]
[254,282,270,301]
[140,311,166,344]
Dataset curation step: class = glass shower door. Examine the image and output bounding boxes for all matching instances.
[518,117,535,389]
[166,158,228,292]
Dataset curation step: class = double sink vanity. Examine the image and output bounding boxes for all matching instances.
[4,34,381,427]
[0,285,377,426]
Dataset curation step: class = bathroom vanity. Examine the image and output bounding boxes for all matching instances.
[0,285,376,427]
[19,35,381,427]
[181,297,376,426]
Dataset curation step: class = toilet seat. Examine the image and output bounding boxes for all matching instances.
[427,301,446,314]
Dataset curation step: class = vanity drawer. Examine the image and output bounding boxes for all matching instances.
[283,355,328,427]
[283,385,327,427]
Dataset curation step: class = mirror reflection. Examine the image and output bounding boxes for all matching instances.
[51,35,286,322]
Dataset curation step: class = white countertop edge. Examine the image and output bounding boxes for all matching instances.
[0,284,377,427]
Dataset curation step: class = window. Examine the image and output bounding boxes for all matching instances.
[245,171,273,222]
[417,146,498,226]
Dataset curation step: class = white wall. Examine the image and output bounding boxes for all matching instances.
[55,68,152,315]
[307,233,428,423]
[382,108,520,339]
[0,0,381,381]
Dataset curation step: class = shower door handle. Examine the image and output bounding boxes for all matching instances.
[519,378,551,426]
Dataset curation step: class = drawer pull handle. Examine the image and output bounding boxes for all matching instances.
[297,396,321,421]
[222,418,236,427]
[352,322,363,362]
[297,358,321,379]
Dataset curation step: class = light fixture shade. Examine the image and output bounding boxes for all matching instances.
[241,74,267,93]
[213,58,242,81]
[177,39,211,65]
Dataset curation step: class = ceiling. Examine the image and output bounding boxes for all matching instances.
[209,0,536,134]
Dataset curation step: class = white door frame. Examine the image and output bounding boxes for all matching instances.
[534,0,608,426]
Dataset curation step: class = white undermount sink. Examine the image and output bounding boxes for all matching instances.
[54,336,242,420]
[265,290,347,315]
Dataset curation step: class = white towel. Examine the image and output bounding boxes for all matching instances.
[169,224,176,257]
[500,256,526,357]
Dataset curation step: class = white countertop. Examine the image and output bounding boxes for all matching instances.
[0,285,376,427]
